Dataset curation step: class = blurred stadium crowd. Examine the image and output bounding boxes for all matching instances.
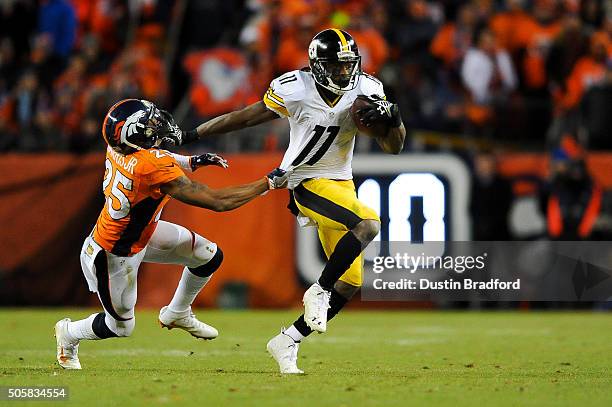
[0,0,611,153]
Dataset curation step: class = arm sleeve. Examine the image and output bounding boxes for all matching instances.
[165,152,193,173]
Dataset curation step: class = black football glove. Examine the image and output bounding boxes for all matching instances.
[266,168,290,190]
[158,109,183,146]
[357,95,402,128]
[158,109,199,148]
[190,153,229,171]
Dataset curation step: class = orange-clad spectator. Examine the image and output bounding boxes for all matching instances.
[603,16,612,55]
[490,0,534,52]
[522,22,563,88]
[0,97,16,144]
[510,0,562,89]
[274,34,310,73]
[545,135,602,240]
[70,0,93,45]
[274,16,315,73]
[462,26,517,126]
[239,1,285,94]
[184,48,255,117]
[241,0,320,60]
[545,14,588,89]
[558,32,610,111]
[351,27,388,74]
[54,54,88,134]
[332,0,369,17]
[110,41,168,105]
[346,14,389,74]
[74,0,126,54]
[430,3,477,68]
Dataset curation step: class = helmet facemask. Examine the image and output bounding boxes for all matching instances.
[323,57,360,94]
[311,53,361,95]
[120,103,165,152]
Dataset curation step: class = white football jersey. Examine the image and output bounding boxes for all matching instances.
[263,69,386,189]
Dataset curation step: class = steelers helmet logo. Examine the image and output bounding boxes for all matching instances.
[308,42,317,59]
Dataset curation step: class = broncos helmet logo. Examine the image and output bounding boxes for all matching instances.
[120,110,148,147]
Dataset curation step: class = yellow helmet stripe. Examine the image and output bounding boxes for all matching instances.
[331,28,350,52]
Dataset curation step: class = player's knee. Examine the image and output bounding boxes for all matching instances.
[99,313,135,337]
[113,302,135,320]
[112,319,136,337]
[353,219,380,242]
[189,247,223,278]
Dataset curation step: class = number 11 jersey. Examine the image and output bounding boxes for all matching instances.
[263,69,386,190]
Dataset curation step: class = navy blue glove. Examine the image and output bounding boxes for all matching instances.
[190,153,229,171]
[266,168,290,189]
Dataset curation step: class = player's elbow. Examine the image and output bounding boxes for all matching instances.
[388,146,403,155]
[384,140,403,155]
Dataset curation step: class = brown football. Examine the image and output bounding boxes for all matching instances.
[350,96,389,138]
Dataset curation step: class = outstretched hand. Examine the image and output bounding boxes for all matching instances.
[266,168,291,189]
[190,153,229,171]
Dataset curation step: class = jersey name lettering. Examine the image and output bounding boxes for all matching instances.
[108,148,138,175]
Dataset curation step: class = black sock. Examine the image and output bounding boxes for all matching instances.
[293,289,350,337]
[91,312,118,339]
[317,231,362,290]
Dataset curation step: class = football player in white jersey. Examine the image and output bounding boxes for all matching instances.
[164,28,405,373]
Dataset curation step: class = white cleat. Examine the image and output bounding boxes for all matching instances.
[159,306,218,340]
[303,283,331,333]
[54,318,81,370]
[266,330,304,374]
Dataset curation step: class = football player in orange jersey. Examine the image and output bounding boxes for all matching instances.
[55,99,289,370]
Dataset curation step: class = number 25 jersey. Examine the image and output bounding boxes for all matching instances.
[263,69,386,190]
[93,146,185,256]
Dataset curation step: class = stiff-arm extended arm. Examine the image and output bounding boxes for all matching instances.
[160,176,268,212]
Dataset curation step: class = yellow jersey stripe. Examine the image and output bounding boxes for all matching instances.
[263,94,290,116]
[266,88,285,106]
[331,28,349,51]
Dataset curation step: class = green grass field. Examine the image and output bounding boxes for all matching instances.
[0,309,610,406]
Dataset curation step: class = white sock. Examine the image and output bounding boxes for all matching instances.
[284,325,305,342]
[67,313,100,342]
[168,268,211,313]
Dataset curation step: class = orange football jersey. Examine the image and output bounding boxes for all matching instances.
[93,146,185,256]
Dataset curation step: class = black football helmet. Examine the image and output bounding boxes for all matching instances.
[308,28,361,95]
[102,99,167,153]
